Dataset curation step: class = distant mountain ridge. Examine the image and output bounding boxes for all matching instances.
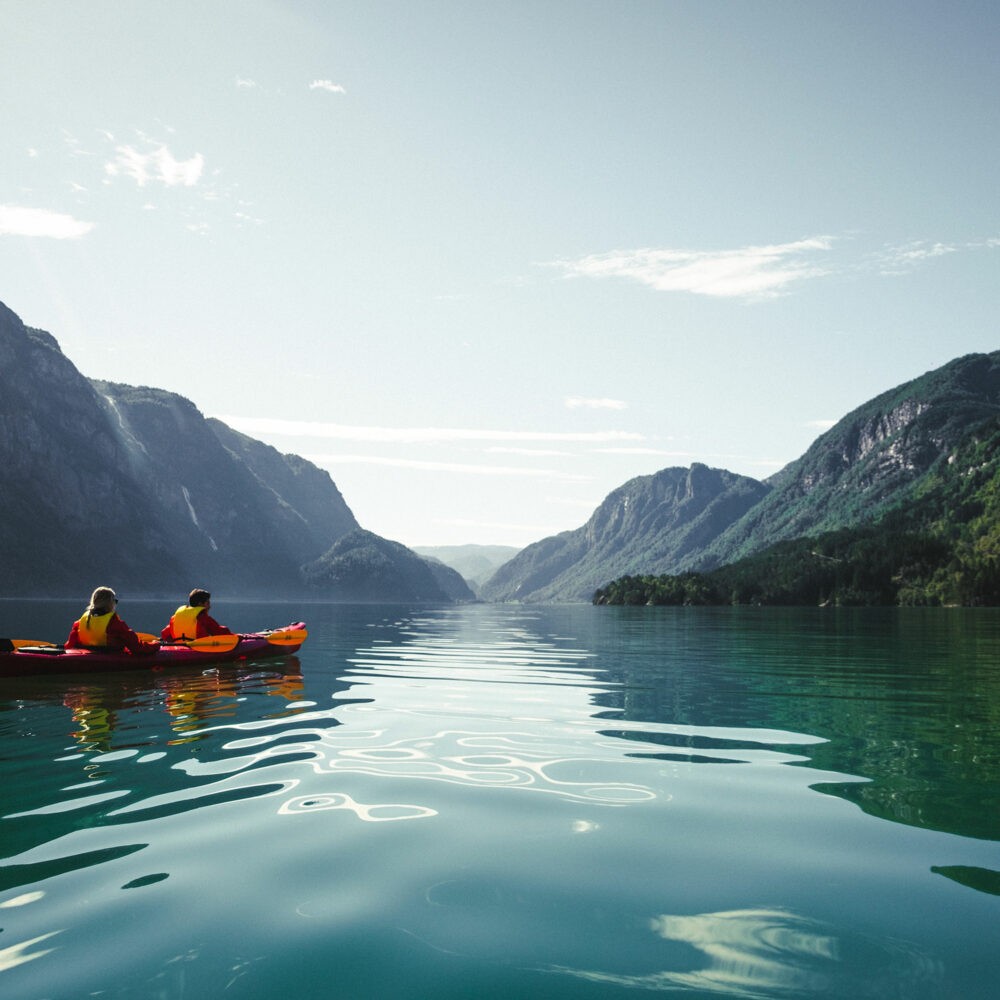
[479,465,770,602]
[413,544,521,590]
[481,350,1000,602]
[303,530,475,602]
[0,300,473,602]
[595,415,1000,607]
[4,296,994,606]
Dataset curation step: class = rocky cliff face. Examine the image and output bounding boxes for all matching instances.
[480,464,770,602]
[690,350,1000,570]
[0,303,185,593]
[88,380,362,595]
[0,301,463,601]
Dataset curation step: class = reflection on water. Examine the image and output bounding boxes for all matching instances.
[592,606,1000,841]
[932,864,1000,896]
[58,659,305,753]
[279,792,437,823]
[0,929,62,974]
[275,727,659,807]
[553,908,944,997]
[0,602,998,999]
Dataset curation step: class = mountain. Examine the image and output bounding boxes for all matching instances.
[479,464,771,602]
[303,530,475,602]
[685,350,1000,571]
[0,301,466,602]
[595,415,1000,607]
[483,350,1000,603]
[1,304,181,595]
[412,544,522,589]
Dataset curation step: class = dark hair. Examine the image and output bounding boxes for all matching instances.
[188,589,211,606]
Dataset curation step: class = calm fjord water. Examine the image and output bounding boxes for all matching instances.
[1,601,998,999]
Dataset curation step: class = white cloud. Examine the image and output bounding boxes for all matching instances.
[215,415,644,445]
[565,396,627,410]
[551,237,833,299]
[805,419,837,431]
[871,238,998,275]
[309,79,346,94]
[0,205,94,239]
[487,447,572,457]
[304,454,591,481]
[236,77,259,89]
[435,517,568,535]
[105,144,204,187]
[594,447,694,457]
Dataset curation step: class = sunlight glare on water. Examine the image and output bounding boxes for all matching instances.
[0,602,998,998]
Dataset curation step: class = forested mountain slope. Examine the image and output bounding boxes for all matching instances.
[480,465,770,602]
[687,350,1000,572]
[485,350,1000,603]
[595,416,1000,607]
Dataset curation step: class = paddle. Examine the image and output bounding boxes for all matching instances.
[143,633,241,652]
[265,627,308,646]
[4,630,297,653]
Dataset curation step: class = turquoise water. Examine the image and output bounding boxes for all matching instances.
[1,601,998,998]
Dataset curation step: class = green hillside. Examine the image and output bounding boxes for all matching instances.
[595,418,1000,607]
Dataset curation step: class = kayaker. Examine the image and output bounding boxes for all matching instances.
[161,589,234,643]
[66,587,157,655]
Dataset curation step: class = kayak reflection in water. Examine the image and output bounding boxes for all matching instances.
[161,588,234,643]
[65,586,158,656]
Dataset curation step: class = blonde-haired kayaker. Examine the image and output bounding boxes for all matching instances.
[66,587,156,655]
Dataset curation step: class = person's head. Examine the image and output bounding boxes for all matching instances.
[188,589,211,608]
[87,587,118,616]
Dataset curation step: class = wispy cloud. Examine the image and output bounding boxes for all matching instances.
[304,454,591,481]
[435,517,567,535]
[0,205,94,239]
[565,396,627,410]
[550,238,833,300]
[871,238,998,275]
[236,77,259,89]
[593,447,694,457]
[309,79,346,94]
[216,415,644,445]
[804,419,837,431]
[487,447,572,457]
[105,143,204,187]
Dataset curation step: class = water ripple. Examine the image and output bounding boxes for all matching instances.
[548,907,944,997]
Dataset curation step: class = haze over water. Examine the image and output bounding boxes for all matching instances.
[1,601,998,998]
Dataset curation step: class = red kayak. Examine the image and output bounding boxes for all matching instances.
[0,622,307,677]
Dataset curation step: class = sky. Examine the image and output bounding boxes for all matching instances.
[2,1,998,549]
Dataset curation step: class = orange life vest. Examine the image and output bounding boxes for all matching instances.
[75,611,114,648]
[168,605,204,640]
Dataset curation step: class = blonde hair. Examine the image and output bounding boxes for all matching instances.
[84,586,117,626]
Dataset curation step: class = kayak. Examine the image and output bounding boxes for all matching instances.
[0,622,307,678]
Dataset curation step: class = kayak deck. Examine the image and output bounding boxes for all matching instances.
[0,622,306,677]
